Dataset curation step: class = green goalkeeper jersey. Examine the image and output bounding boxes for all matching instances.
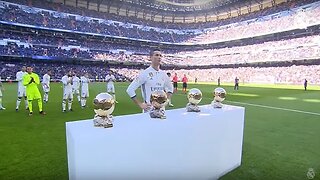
[23,72,41,100]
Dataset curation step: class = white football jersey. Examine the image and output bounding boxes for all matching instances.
[42,74,50,86]
[16,71,27,88]
[80,76,89,92]
[105,74,115,86]
[72,76,80,90]
[127,66,173,103]
[61,75,73,93]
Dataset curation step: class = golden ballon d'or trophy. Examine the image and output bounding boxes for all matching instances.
[186,88,202,112]
[149,90,168,119]
[93,93,115,128]
[212,87,227,108]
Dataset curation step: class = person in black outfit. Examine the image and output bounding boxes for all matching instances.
[304,79,307,91]
[234,77,239,90]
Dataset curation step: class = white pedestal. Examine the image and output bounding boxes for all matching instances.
[66,105,245,180]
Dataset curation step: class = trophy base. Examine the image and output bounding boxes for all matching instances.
[186,103,200,112]
[211,101,223,108]
[149,108,166,119]
[93,115,113,128]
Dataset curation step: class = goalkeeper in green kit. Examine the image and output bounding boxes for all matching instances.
[23,67,46,116]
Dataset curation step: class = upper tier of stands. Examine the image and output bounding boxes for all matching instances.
[3,0,318,29]
[0,0,319,43]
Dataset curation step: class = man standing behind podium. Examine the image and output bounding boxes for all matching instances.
[126,49,173,112]
[23,67,45,116]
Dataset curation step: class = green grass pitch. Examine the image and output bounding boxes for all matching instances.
[0,82,319,179]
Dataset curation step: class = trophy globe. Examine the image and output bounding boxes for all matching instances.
[186,88,202,112]
[150,90,167,119]
[93,93,115,128]
[212,87,226,108]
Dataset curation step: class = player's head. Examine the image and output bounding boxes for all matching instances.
[167,72,171,77]
[47,70,52,76]
[67,71,73,77]
[150,49,162,67]
[21,66,26,72]
[26,67,33,74]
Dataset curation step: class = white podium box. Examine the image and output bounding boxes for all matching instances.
[66,105,245,180]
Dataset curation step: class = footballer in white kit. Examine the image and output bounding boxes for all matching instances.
[72,74,81,103]
[61,71,73,112]
[15,66,28,111]
[80,73,90,108]
[127,49,173,112]
[105,72,117,103]
[42,70,51,103]
[0,76,5,110]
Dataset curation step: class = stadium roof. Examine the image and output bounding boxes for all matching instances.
[96,0,252,15]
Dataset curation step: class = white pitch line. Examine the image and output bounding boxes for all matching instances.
[226,101,320,116]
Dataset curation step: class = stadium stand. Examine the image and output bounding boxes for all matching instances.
[0,0,320,85]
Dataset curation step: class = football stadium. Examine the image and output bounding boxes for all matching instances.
[0,0,319,179]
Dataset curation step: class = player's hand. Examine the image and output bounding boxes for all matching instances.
[29,77,34,84]
[139,102,151,112]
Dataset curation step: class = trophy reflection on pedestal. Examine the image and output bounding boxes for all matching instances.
[186,88,202,112]
[149,90,167,119]
[93,93,115,128]
[212,87,226,108]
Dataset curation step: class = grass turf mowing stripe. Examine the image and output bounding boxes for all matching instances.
[173,93,320,116]
[226,101,320,116]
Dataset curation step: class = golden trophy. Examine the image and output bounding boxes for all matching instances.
[149,90,168,119]
[93,93,115,128]
[212,87,226,108]
[186,88,202,112]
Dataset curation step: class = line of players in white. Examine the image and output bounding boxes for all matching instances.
[1,66,117,112]
[60,71,91,112]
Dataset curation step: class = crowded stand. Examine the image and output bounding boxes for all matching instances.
[0,0,319,85]
[2,0,318,29]
[0,1,195,43]
[186,3,320,44]
[0,0,319,44]
[112,65,320,85]
[1,29,320,66]
[164,35,320,65]
[0,60,318,85]
[0,60,128,81]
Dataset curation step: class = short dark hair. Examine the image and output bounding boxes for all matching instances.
[167,72,171,77]
[150,49,161,57]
